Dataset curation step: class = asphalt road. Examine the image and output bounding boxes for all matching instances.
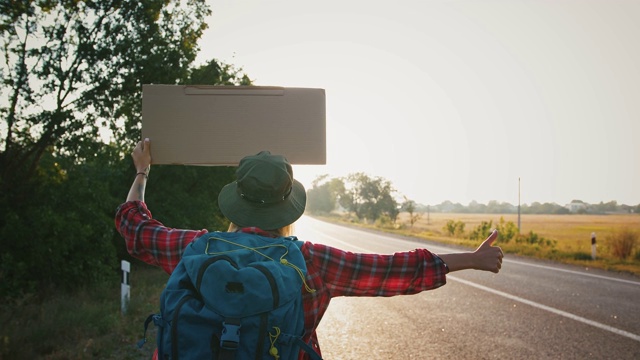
[294,216,640,360]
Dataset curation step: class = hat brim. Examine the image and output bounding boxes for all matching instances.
[218,179,307,230]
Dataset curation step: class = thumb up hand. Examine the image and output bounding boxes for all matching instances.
[473,230,503,273]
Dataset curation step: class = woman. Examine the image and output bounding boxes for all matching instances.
[116,139,503,359]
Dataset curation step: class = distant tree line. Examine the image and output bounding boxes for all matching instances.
[419,200,639,215]
[307,174,639,217]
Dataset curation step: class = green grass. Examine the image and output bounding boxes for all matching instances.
[0,263,167,359]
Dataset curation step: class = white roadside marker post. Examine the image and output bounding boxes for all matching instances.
[121,260,131,315]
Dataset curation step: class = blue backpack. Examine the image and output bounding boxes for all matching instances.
[139,231,322,360]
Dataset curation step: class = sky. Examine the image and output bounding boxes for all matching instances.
[196,0,640,206]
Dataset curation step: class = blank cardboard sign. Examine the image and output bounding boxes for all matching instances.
[141,85,326,165]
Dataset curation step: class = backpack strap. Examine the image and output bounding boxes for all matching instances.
[137,314,163,349]
[218,318,241,360]
[277,332,322,360]
[295,338,323,360]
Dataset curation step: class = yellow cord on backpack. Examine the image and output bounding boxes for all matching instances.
[269,327,281,360]
[206,236,316,293]
[280,258,316,294]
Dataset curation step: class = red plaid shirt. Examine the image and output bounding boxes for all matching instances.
[116,201,448,359]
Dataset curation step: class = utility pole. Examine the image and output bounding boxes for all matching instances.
[518,177,521,233]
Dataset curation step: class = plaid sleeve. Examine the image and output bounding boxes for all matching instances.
[303,242,447,297]
[115,201,208,274]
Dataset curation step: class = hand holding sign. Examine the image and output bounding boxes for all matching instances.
[132,138,152,174]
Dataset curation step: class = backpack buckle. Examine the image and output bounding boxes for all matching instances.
[220,319,241,350]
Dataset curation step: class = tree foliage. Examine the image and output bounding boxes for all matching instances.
[307,172,399,224]
[443,219,465,237]
[496,216,519,243]
[0,1,252,297]
[306,174,344,214]
[344,173,398,223]
[401,197,421,227]
[1,0,210,196]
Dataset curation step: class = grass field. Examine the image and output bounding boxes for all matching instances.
[316,211,640,276]
[400,212,639,244]
[0,263,168,359]
[372,212,640,276]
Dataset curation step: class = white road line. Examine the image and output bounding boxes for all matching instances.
[449,275,640,343]
[502,259,640,286]
[318,234,375,253]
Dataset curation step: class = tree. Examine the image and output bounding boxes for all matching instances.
[523,202,568,214]
[188,59,253,86]
[0,1,257,297]
[401,197,421,227]
[306,175,345,214]
[376,189,400,224]
[1,0,211,199]
[592,200,619,214]
[339,173,364,218]
[341,173,397,223]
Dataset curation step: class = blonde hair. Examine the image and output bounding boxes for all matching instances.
[227,223,294,237]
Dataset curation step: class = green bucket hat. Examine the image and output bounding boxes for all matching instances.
[218,151,307,230]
